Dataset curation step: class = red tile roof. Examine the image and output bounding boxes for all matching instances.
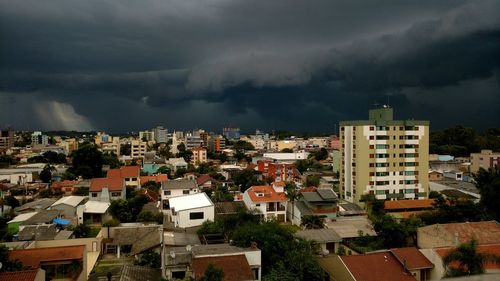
[246,185,287,203]
[140,174,168,184]
[435,243,500,270]
[90,177,124,192]
[384,199,435,210]
[196,174,214,186]
[341,252,417,281]
[441,221,500,245]
[51,180,79,190]
[390,247,434,270]
[107,166,140,178]
[0,270,39,281]
[273,181,286,187]
[9,245,85,268]
[192,255,254,281]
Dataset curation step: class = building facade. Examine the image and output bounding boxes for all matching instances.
[153,126,168,143]
[0,128,14,151]
[470,149,500,173]
[339,107,429,205]
[31,131,49,146]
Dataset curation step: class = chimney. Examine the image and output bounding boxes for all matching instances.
[250,241,258,249]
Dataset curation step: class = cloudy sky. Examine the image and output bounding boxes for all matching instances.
[0,0,499,133]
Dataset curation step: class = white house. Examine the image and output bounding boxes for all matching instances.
[242,184,288,222]
[167,158,188,172]
[77,201,111,225]
[168,193,214,228]
[89,178,126,203]
[161,179,199,211]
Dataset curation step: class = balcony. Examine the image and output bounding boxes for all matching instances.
[266,202,286,212]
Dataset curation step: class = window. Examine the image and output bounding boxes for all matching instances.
[164,190,171,196]
[111,192,121,197]
[189,212,204,220]
[91,193,98,197]
[183,190,190,195]
[256,204,260,207]
[370,136,375,140]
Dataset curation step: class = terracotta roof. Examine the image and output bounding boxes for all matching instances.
[137,189,159,202]
[196,174,214,186]
[192,255,254,281]
[441,221,500,245]
[273,181,286,187]
[384,199,435,210]
[140,174,168,184]
[246,185,287,203]
[390,247,434,270]
[9,245,85,268]
[107,166,140,178]
[341,252,417,281]
[435,243,500,270]
[89,177,124,192]
[51,180,79,190]
[0,269,39,281]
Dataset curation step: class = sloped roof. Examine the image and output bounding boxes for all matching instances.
[140,174,168,184]
[435,243,500,270]
[341,252,417,281]
[51,196,86,208]
[384,199,435,210]
[18,224,57,241]
[130,227,161,255]
[214,201,245,215]
[120,265,161,281]
[169,193,213,212]
[162,179,197,190]
[246,185,287,203]
[89,177,124,192]
[111,225,161,246]
[9,245,85,268]
[51,180,79,189]
[196,174,214,186]
[21,210,60,225]
[441,221,500,245]
[83,201,110,214]
[295,228,342,243]
[8,212,37,224]
[390,247,434,270]
[192,255,254,281]
[107,166,140,178]
[14,198,56,213]
[0,270,40,281]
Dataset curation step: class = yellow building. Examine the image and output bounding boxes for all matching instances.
[339,107,429,205]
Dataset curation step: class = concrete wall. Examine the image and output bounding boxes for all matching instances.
[51,203,77,218]
[420,248,445,280]
[417,225,455,249]
[175,205,214,228]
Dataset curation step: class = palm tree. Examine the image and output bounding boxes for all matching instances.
[443,239,500,277]
[285,182,301,223]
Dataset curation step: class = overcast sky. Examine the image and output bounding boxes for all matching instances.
[1,0,499,133]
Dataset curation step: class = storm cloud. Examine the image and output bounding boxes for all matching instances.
[0,0,499,132]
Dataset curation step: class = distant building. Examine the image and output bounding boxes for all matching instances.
[208,134,225,153]
[339,106,429,205]
[185,133,204,150]
[256,160,298,182]
[153,126,168,143]
[31,131,49,146]
[130,140,147,158]
[223,127,240,140]
[139,130,155,142]
[191,147,207,166]
[0,128,15,151]
[470,149,500,173]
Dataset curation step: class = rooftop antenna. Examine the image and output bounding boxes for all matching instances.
[387,94,391,107]
[373,102,380,108]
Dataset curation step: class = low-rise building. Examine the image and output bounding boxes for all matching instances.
[167,192,214,228]
[384,199,435,220]
[191,147,208,166]
[130,140,147,158]
[161,179,199,210]
[243,184,287,222]
[89,177,126,202]
[470,149,500,173]
[107,166,141,188]
[49,196,87,218]
[167,157,188,173]
[51,180,80,196]
[295,228,342,255]
[77,201,111,225]
[290,187,338,226]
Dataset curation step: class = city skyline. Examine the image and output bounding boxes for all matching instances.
[1,0,499,132]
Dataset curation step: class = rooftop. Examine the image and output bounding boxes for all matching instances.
[246,185,287,203]
[21,210,61,225]
[390,247,434,270]
[384,199,435,210]
[140,174,168,184]
[326,217,376,238]
[196,174,214,186]
[0,269,40,281]
[169,192,213,212]
[162,179,197,190]
[89,177,124,192]
[295,228,342,243]
[192,255,254,281]
[14,198,56,213]
[435,243,500,270]
[83,201,110,214]
[440,221,500,245]
[51,196,86,208]
[107,166,140,178]
[340,252,417,281]
[119,265,161,281]
[9,245,85,268]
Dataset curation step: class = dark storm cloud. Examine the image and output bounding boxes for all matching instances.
[0,0,498,132]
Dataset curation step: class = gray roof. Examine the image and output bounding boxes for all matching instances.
[164,246,192,266]
[120,265,161,281]
[15,198,57,213]
[110,225,161,246]
[21,210,61,225]
[162,179,197,190]
[163,232,201,246]
[295,228,342,243]
[191,243,252,256]
[302,188,338,203]
[295,201,313,216]
[338,201,367,216]
[18,224,57,241]
[325,217,377,239]
[214,201,246,215]
[317,189,338,200]
[130,227,162,255]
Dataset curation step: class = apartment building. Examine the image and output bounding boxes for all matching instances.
[192,147,208,166]
[153,126,168,143]
[339,107,429,205]
[0,128,14,151]
[131,140,147,158]
[31,131,49,146]
[470,149,500,173]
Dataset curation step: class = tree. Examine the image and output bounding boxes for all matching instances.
[120,143,131,156]
[156,166,171,175]
[39,164,55,183]
[142,180,161,191]
[71,143,104,178]
[309,148,328,161]
[373,215,409,248]
[4,196,19,208]
[443,239,500,277]
[199,264,224,281]
[109,199,133,222]
[285,182,301,223]
[0,244,23,272]
[102,152,120,169]
[305,175,320,187]
[232,140,255,151]
[72,224,91,238]
[232,169,263,192]
[301,215,325,229]
[135,250,161,268]
[474,167,500,221]
[281,148,294,153]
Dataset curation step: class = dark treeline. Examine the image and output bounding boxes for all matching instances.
[430,126,500,157]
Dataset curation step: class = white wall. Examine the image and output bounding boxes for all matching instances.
[175,205,214,228]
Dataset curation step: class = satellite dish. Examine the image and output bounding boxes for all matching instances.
[186,245,192,252]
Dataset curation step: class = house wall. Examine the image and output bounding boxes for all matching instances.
[420,248,445,280]
[175,206,214,228]
[320,255,356,281]
[51,204,77,218]
[34,269,46,281]
[417,225,455,249]
[244,250,262,281]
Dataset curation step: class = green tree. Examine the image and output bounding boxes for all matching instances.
[301,215,325,229]
[156,166,171,175]
[39,164,56,183]
[71,143,104,178]
[474,167,500,221]
[305,175,320,187]
[142,180,161,191]
[309,148,328,161]
[199,264,224,281]
[4,196,19,208]
[102,152,120,169]
[72,224,91,238]
[443,239,500,277]
[285,182,301,223]
[373,215,409,248]
[232,169,263,192]
[109,199,133,222]
[0,244,23,272]
[120,143,131,156]
[232,140,255,151]
[135,250,161,268]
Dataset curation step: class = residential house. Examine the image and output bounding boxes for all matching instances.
[167,193,214,228]
[167,157,188,173]
[196,174,216,190]
[319,247,433,281]
[51,180,80,196]
[119,265,162,281]
[107,166,141,188]
[470,149,500,173]
[295,228,342,255]
[428,170,444,181]
[161,179,199,210]
[17,224,72,241]
[243,185,287,222]
[49,195,87,218]
[290,187,338,226]
[384,199,435,220]
[417,221,500,249]
[0,269,45,281]
[77,201,111,225]
[8,245,87,281]
[164,244,261,281]
[89,177,126,203]
[103,225,161,258]
[256,160,298,182]
[14,198,56,214]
